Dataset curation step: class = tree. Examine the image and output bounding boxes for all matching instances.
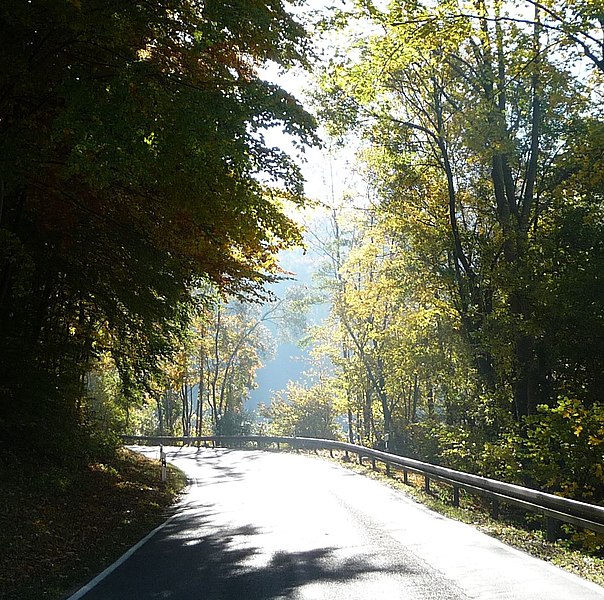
[205,301,274,433]
[303,200,377,444]
[0,0,316,459]
[318,0,598,419]
[261,381,341,440]
[311,200,489,454]
[303,1,604,503]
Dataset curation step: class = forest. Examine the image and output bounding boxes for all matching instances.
[1,0,603,513]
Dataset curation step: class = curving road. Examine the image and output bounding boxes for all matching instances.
[69,446,604,600]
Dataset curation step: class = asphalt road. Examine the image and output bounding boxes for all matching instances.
[69,446,604,600]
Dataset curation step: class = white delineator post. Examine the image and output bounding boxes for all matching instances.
[160,445,167,483]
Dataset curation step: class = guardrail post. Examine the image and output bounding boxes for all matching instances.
[546,516,559,542]
[329,448,334,458]
[403,470,409,485]
[453,486,460,508]
[491,498,500,520]
[371,457,377,470]
[358,453,363,465]
[386,463,391,476]
[424,475,430,493]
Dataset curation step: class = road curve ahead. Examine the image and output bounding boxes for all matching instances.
[70,446,604,600]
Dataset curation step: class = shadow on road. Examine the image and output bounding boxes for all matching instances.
[80,507,409,600]
[167,447,265,485]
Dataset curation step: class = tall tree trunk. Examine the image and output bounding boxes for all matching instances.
[196,343,204,436]
[512,5,543,419]
[347,406,355,444]
[156,395,165,436]
[363,387,372,443]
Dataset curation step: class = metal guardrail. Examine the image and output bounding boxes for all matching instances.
[122,434,604,540]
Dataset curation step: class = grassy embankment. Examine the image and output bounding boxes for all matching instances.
[1,448,187,600]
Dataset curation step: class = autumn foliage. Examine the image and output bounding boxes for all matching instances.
[0,0,316,460]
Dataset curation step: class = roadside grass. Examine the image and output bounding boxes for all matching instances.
[310,449,604,588]
[0,447,187,600]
